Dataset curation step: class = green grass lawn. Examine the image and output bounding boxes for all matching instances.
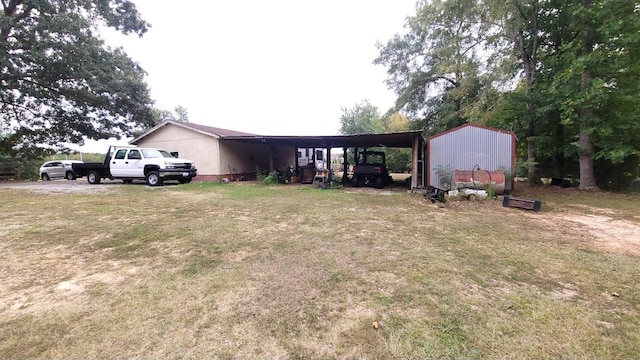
[1,182,639,359]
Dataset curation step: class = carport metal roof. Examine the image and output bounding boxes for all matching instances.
[223,131,424,149]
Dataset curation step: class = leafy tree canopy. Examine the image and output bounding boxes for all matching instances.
[1,0,154,157]
[339,100,385,135]
[151,105,190,125]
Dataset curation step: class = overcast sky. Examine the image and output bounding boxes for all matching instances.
[79,0,417,152]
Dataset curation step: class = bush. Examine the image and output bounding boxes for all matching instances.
[263,171,280,185]
[0,154,41,181]
[595,155,640,191]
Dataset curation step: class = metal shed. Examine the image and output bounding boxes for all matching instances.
[426,124,515,189]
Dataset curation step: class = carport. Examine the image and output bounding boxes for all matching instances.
[224,131,425,189]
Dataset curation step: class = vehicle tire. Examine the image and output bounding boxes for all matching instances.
[178,178,192,184]
[375,177,385,189]
[87,171,101,184]
[65,171,76,180]
[41,173,50,181]
[122,179,134,184]
[352,176,363,187]
[146,171,163,186]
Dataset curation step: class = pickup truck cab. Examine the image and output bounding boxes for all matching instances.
[73,146,197,186]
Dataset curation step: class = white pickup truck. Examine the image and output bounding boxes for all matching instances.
[72,146,197,186]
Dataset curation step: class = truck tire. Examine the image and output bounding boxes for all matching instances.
[375,177,385,189]
[65,171,76,180]
[87,171,101,184]
[146,171,163,186]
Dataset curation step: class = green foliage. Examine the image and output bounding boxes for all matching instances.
[329,175,343,189]
[255,167,267,182]
[0,0,154,157]
[385,148,411,173]
[263,171,280,185]
[0,154,41,180]
[339,100,385,135]
[435,164,452,189]
[151,105,190,126]
[378,0,640,189]
[595,155,640,192]
[375,0,498,135]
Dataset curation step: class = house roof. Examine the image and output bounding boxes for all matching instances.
[131,120,424,149]
[224,131,424,149]
[130,120,257,144]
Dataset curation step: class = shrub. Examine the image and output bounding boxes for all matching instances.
[595,155,640,191]
[263,171,280,185]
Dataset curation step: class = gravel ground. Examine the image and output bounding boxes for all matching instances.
[0,179,133,195]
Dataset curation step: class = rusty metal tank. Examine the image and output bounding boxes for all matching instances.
[451,168,507,194]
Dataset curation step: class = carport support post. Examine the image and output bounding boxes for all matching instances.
[294,147,299,178]
[269,146,275,172]
[342,149,348,183]
[411,135,420,189]
[326,147,331,177]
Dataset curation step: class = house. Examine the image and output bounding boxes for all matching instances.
[132,120,426,186]
[130,120,295,181]
[426,124,515,190]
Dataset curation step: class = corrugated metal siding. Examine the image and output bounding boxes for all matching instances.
[428,125,514,188]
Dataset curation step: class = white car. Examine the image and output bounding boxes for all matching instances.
[39,160,83,181]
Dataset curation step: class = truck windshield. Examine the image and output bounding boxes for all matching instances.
[141,149,175,159]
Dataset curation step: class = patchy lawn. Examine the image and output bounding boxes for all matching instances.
[1,181,639,359]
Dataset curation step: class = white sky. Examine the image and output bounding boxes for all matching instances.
[78,0,416,152]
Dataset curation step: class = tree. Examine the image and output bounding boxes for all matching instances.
[375,0,495,136]
[550,0,640,189]
[173,105,189,122]
[151,105,190,125]
[338,100,384,135]
[0,0,154,157]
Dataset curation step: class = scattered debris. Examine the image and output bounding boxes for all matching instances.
[372,321,379,330]
[426,185,447,203]
[449,188,489,200]
[502,195,541,211]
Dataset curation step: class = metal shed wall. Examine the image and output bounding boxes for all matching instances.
[427,124,515,189]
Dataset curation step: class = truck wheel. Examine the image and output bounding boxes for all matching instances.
[146,171,163,186]
[87,171,101,184]
[41,173,50,181]
[65,171,76,180]
[375,177,385,189]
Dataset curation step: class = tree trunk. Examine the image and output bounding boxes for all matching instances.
[578,132,597,189]
[513,1,540,184]
[577,0,599,190]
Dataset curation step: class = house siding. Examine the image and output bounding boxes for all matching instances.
[133,123,296,180]
[133,124,222,175]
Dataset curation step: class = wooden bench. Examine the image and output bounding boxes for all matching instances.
[502,196,541,211]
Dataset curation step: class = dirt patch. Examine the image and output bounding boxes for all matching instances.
[559,213,640,256]
[534,209,640,256]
